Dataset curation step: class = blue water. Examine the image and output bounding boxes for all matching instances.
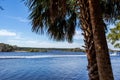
[0,51,120,80]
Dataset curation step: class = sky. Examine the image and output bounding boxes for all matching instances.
[0,0,118,50]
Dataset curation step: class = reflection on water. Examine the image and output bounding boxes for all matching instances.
[0,51,120,80]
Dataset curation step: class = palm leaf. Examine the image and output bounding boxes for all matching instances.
[26,0,78,42]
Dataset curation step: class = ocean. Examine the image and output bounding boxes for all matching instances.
[0,51,120,80]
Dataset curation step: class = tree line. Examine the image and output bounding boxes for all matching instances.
[0,43,84,52]
[0,43,16,52]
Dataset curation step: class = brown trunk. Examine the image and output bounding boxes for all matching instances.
[88,0,114,80]
[77,0,99,80]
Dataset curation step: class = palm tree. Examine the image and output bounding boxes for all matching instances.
[88,0,114,79]
[77,0,120,79]
[26,0,99,79]
[75,0,120,79]
[77,0,99,79]
[26,0,120,79]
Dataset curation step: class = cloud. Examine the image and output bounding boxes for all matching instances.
[7,39,83,48]
[4,29,84,48]
[0,29,17,36]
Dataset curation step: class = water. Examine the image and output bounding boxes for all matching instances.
[0,51,120,80]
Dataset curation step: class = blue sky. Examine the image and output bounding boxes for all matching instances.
[0,0,117,49]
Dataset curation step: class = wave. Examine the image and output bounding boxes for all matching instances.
[0,55,86,59]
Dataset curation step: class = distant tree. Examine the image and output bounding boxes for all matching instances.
[107,22,120,48]
[0,43,14,52]
[29,49,39,52]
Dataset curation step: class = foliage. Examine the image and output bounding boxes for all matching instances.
[0,43,14,52]
[25,1,117,79]
[25,0,120,43]
[107,22,120,48]
[29,49,39,52]
[18,47,84,52]
[25,0,78,42]
[100,0,120,48]
[100,0,120,22]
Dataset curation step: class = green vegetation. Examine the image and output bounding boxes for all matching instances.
[0,43,15,52]
[29,49,40,52]
[16,47,48,52]
[0,43,117,52]
[17,47,84,52]
[0,43,84,52]
[107,22,120,48]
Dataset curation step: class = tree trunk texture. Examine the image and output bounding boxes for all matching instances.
[88,0,114,80]
[77,0,99,80]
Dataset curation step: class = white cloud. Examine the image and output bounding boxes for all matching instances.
[4,29,84,48]
[0,29,17,36]
[6,39,83,48]
[1,29,117,50]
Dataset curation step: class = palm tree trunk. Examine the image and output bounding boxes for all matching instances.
[77,0,99,80]
[88,0,114,80]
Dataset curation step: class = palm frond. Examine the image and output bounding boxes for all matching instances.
[100,0,120,22]
[26,0,78,42]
